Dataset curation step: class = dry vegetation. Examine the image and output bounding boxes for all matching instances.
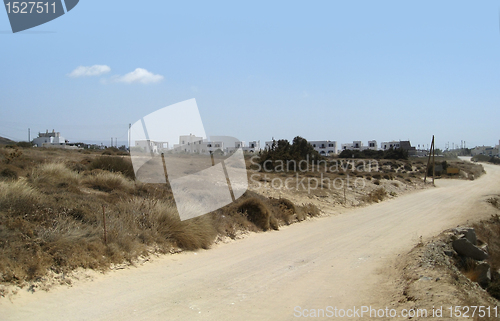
[393,197,500,320]
[473,202,500,300]
[0,145,486,293]
[0,146,320,290]
[245,154,485,209]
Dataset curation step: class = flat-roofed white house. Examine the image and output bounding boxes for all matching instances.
[242,141,260,153]
[381,141,401,150]
[171,135,225,154]
[264,141,274,150]
[33,129,67,147]
[226,140,261,153]
[309,140,337,155]
[135,140,169,154]
[341,140,377,151]
[381,140,416,155]
[471,145,499,157]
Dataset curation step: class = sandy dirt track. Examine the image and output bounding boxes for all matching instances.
[2,162,500,321]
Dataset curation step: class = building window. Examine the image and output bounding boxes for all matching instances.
[328,143,334,147]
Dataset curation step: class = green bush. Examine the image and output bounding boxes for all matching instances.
[258,136,323,171]
[339,147,408,160]
[16,141,33,148]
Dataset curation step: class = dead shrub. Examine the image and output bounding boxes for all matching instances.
[270,198,298,224]
[0,168,18,181]
[236,198,271,231]
[88,156,135,179]
[364,187,387,203]
[301,203,320,217]
[487,197,500,210]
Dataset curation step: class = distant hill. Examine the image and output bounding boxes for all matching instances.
[0,136,15,145]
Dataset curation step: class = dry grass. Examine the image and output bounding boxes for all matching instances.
[473,212,500,300]
[0,147,322,288]
[0,180,42,217]
[235,198,273,231]
[364,187,387,203]
[88,156,135,179]
[30,162,80,187]
[82,170,135,193]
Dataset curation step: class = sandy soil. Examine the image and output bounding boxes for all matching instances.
[1,163,499,321]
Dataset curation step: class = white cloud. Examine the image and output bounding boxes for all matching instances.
[68,65,111,77]
[114,68,164,84]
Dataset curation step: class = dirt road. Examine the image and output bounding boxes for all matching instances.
[2,163,500,321]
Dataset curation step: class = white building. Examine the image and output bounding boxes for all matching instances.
[471,146,499,157]
[242,141,260,153]
[226,141,261,154]
[341,140,377,151]
[309,140,337,156]
[33,129,67,147]
[380,141,401,150]
[135,140,169,154]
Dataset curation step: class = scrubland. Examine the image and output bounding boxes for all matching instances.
[0,145,485,293]
[0,146,320,289]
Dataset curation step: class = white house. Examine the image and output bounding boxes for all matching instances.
[33,130,67,147]
[471,145,499,157]
[242,140,260,153]
[226,140,260,153]
[309,140,337,155]
[135,140,169,154]
[380,141,401,150]
[341,140,377,151]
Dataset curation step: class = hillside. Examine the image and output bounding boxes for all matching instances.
[0,136,15,145]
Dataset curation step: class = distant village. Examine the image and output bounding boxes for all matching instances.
[31,129,500,158]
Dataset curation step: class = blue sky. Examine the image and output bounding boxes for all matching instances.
[0,1,499,149]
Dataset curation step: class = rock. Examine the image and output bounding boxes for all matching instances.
[444,250,455,257]
[452,238,488,261]
[475,262,491,288]
[453,227,477,245]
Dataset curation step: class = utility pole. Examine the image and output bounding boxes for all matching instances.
[28,128,30,142]
[128,123,131,150]
[111,137,113,148]
[424,135,436,186]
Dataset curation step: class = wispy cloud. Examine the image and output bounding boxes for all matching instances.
[113,68,164,84]
[68,65,111,77]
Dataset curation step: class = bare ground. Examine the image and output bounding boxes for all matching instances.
[1,163,499,320]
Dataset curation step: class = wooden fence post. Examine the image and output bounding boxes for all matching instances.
[102,205,107,245]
